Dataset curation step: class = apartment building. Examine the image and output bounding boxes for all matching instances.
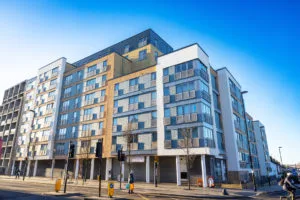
[217,68,251,183]
[1,29,272,186]
[0,81,26,175]
[253,120,271,178]
[246,113,260,177]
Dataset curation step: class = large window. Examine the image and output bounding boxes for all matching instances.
[124,45,130,54]
[138,37,147,47]
[138,50,147,61]
[129,96,138,104]
[129,78,138,86]
[85,93,95,101]
[175,60,193,73]
[86,78,96,86]
[88,65,96,72]
[84,108,93,115]
[201,103,211,115]
[176,81,194,94]
[177,103,197,115]
[215,112,222,129]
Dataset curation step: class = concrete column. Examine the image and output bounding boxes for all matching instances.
[121,162,125,182]
[19,161,22,171]
[221,160,226,182]
[26,160,31,177]
[90,158,95,180]
[105,158,112,181]
[176,155,181,186]
[75,159,79,179]
[11,160,15,176]
[33,160,38,177]
[146,156,150,183]
[51,159,55,178]
[201,155,207,187]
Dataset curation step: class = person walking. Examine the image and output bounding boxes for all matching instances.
[15,168,20,179]
[128,170,135,194]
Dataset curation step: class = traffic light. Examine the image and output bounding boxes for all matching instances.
[96,139,103,158]
[69,143,75,158]
[117,149,125,161]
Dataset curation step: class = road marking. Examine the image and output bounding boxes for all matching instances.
[137,193,150,200]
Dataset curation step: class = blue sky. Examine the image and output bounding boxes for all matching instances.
[0,0,299,164]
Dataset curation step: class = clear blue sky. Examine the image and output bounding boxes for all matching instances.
[0,0,299,164]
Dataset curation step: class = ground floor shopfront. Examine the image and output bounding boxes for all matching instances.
[12,155,227,187]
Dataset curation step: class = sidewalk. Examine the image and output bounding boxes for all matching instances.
[0,175,280,198]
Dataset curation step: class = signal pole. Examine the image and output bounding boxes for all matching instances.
[96,139,103,197]
[64,141,74,193]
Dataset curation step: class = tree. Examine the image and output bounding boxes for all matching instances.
[122,122,135,179]
[179,127,196,190]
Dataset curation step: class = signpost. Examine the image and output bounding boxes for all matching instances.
[95,139,103,197]
[154,156,158,187]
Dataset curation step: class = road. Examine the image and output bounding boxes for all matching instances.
[1,178,299,200]
[257,189,300,200]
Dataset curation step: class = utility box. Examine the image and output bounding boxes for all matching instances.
[107,181,114,198]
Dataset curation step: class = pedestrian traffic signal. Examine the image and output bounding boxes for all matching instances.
[96,139,103,158]
[69,143,75,158]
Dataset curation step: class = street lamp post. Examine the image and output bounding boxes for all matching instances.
[279,147,283,171]
[23,109,35,181]
[241,91,257,191]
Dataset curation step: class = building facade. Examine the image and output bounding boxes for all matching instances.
[0,29,272,187]
[0,81,26,175]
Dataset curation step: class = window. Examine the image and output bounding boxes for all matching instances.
[48,91,55,97]
[163,68,169,76]
[201,103,211,115]
[86,78,96,86]
[151,111,157,119]
[113,118,117,126]
[138,50,147,61]
[83,124,92,131]
[45,116,51,122]
[84,108,92,115]
[114,83,119,91]
[151,92,156,99]
[211,74,218,90]
[195,60,207,72]
[88,65,96,72]
[102,75,107,82]
[164,87,169,96]
[215,112,222,129]
[73,112,77,120]
[138,37,147,47]
[164,108,170,117]
[177,103,197,115]
[52,67,58,74]
[114,100,118,108]
[85,93,95,101]
[101,89,106,96]
[50,79,57,85]
[124,45,130,54]
[129,114,138,122]
[153,39,158,47]
[77,71,83,80]
[154,51,158,62]
[129,96,138,104]
[103,60,107,67]
[151,72,156,80]
[200,81,209,93]
[176,81,195,93]
[65,75,72,84]
[100,105,104,112]
[61,114,68,121]
[46,103,53,110]
[99,122,103,129]
[64,87,71,95]
[129,78,138,86]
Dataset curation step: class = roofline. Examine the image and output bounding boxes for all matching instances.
[158,43,209,58]
[38,57,66,70]
[216,67,242,89]
[72,29,173,66]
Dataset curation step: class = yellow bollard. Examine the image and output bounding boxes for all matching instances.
[55,179,62,192]
[107,181,114,198]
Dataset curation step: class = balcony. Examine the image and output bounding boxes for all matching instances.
[6,118,12,123]
[99,95,106,102]
[51,71,58,78]
[49,84,56,90]
[12,117,18,123]
[84,84,97,92]
[48,96,55,102]
[151,119,157,127]
[232,103,239,113]
[163,96,170,104]
[86,70,98,78]
[129,85,138,92]
[128,103,138,111]
[7,141,13,146]
[45,109,53,114]
[164,117,171,125]
[200,69,209,82]
[39,150,47,156]
[151,99,156,106]
[163,75,169,83]
[5,153,11,158]
[40,136,49,142]
[44,121,51,128]
[199,113,213,124]
[200,90,211,102]
[80,130,96,138]
[151,80,156,87]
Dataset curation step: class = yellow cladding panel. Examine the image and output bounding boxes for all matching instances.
[103,66,156,158]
